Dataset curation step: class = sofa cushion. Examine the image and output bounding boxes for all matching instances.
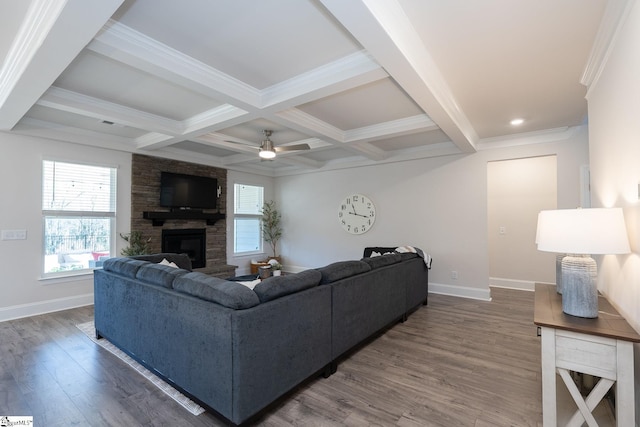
[361,253,402,269]
[130,253,193,271]
[102,258,149,278]
[253,269,322,303]
[316,260,371,285]
[173,272,260,309]
[135,263,188,288]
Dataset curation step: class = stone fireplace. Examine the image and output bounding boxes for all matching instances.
[162,228,206,268]
[130,154,236,278]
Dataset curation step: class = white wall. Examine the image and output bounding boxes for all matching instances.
[276,127,588,300]
[585,1,640,417]
[0,132,132,321]
[587,0,640,332]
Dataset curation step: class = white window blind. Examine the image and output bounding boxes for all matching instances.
[234,184,263,215]
[234,184,264,254]
[43,160,116,215]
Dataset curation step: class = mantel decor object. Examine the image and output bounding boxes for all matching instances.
[536,208,630,318]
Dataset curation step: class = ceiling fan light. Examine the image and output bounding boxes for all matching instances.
[259,149,276,159]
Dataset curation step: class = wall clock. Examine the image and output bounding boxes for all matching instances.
[338,193,376,234]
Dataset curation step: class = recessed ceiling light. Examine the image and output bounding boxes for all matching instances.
[510,118,524,126]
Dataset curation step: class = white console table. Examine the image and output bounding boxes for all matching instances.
[534,283,640,426]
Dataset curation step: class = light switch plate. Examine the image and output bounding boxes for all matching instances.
[1,229,27,240]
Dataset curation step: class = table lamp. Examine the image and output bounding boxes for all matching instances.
[536,208,630,318]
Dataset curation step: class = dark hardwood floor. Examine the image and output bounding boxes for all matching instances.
[0,288,542,426]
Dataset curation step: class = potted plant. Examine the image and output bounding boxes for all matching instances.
[120,231,151,256]
[268,258,283,276]
[261,200,282,259]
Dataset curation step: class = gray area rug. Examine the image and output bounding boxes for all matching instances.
[76,321,205,416]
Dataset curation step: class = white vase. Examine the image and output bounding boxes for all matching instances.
[273,270,281,276]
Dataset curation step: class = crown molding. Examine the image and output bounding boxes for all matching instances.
[0,0,66,108]
[581,0,635,95]
[475,126,583,151]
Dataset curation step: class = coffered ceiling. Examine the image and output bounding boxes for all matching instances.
[0,0,619,176]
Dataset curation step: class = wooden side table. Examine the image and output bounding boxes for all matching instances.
[534,283,640,426]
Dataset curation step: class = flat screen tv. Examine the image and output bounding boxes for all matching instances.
[160,172,218,210]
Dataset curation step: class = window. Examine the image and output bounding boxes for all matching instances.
[233,183,263,254]
[42,160,116,275]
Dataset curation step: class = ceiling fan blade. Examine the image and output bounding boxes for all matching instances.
[274,143,311,152]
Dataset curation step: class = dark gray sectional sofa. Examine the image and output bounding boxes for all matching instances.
[93,249,429,425]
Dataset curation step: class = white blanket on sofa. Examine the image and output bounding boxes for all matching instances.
[395,246,432,269]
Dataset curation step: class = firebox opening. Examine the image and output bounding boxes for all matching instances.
[161,228,206,269]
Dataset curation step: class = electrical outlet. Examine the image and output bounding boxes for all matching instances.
[499,226,506,235]
[451,270,458,280]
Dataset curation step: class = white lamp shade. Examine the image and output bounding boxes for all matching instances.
[536,208,630,255]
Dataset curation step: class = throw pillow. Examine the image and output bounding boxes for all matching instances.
[159,258,179,268]
[237,279,261,290]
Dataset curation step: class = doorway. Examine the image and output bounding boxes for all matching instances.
[487,155,557,288]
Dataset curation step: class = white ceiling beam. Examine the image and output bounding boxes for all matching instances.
[275,108,345,143]
[345,114,438,143]
[134,132,173,149]
[0,0,125,130]
[272,108,385,160]
[39,86,182,135]
[13,117,136,151]
[193,133,258,155]
[183,105,249,134]
[261,51,388,109]
[87,22,396,155]
[320,0,478,154]
[89,20,262,110]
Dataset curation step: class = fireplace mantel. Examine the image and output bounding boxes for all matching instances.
[143,210,225,226]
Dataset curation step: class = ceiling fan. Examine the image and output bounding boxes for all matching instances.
[226,130,310,160]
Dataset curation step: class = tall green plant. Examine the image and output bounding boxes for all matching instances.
[261,200,282,258]
[120,231,151,256]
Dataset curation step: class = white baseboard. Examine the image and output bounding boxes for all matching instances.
[428,282,492,301]
[489,277,556,292]
[489,277,535,291]
[286,266,493,302]
[0,293,94,322]
[284,265,308,274]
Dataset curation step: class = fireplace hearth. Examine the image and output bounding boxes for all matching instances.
[162,228,206,268]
